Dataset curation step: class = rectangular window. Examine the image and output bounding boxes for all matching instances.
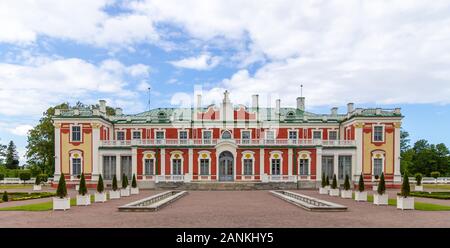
[313,131,322,140]
[116,131,125,141]
[271,159,281,175]
[328,131,338,140]
[288,130,298,140]
[102,156,116,180]
[121,156,132,179]
[72,158,81,176]
[155,131,165,144]
[373,126,384,142]
[203,130,212,144]
[144,159,154,175]
[299,159,309,175]
[132,131,141,140]
[71,125,81,142]
[200,159,210,175]
[373,158,383,177]
[241,130,251,144]
[338,156,352,180]
[322,156,334,180]
[179,130,188,144]
[172,159,182,175]
[243,159,253,175]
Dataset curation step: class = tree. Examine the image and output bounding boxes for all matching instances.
[415,173,422,186]
[400,172,410,197]
[78,173,87,196]
[331,174,337,189]
[2,191,7,202]
[56,173,67,198]
[35,174,41,185]
[431,171,440,179]
[5,141,19,169]
[358,173,365,192]
[97,175,104,193]
[0,141,7,165]
[131,174,137,188]
[112,175,118,191]
[377,172,386,195]
[400,130,411,153]
[325,175,330,186]
[321,172,326,188]
[343,174,350,191]
[122,174,128,189]
[19,171,31,184]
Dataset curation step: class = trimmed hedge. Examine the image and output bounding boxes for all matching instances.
[409,191,450,200]
[321,173,326,188]
[97,174,104,193]
[415,173,423,186]
[19,171,31,182]
[112,175,118,191]
[131,174,137,188]
[78,173,88,196]
[400,172,410,197]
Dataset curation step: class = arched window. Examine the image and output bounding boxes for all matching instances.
[221,130,232,139]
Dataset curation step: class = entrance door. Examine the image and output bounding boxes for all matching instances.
[219,151,234,181]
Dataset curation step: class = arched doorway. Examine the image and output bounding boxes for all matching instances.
[219,151,234,181]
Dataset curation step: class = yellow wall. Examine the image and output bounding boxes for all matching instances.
[61,130,92,174]
[363,128,394,174]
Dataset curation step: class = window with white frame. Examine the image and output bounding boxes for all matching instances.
[288,130,298,140]
[203,130,212,144]
[241,130,251,144]
[144,159,154,175]
[338,155,352,180]
[329,130,338,140]
[322,156,334,180]
[132,131,141,140]
[71,125,81,142]
[373,158,383,177]
[172,159,182,175]
[243,159,253,175]
[373,125,384,142]
[271,158,281,175]
[155,131,165,140]
[116,131,125,141]
[221,130,232,139]
[299,159,309,175]
[179,130,188,144]
[72,158,81,176]
[313,130,322,140]
[200,159,210,175]
[102,156,116,180]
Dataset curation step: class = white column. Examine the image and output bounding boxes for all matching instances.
[160,148,166,176]
[54,124,61,181]
[91,124,100,181]
[187,148,193,182]
[316,147,322,181]
[355,123,363,182]
[132,147,137,178]
[394,124,401,182]
[334,153,339,181]
[116,154,121,181]
[259,148,265,177]
[288,148,293,176]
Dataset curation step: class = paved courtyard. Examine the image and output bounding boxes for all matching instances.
[1,189,450,228]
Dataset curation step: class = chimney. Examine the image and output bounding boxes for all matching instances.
[394,108,401,115]
[297,97,305,111]
[99,100,106,113]
[115,108,123,116]
[196,94,202,109]
[347,103,354,113]
[276,99,281,114]
[331,107,338,116]
[252,94,259,109]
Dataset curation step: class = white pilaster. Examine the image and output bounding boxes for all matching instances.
[334,153,339,180]
[355,123,363,181]
[316,147,322,181]
[160,148,166,176]
[54,124,61,181]
[188,148,193,177]
[132,147,137,178]
[288,148,293,176]
[91,124,101,181]
[260,148,265,177]
[394,124,401,182]
[116,154,121,181]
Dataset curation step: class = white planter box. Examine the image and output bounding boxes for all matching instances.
[355,191,367,201]
[341,190,352,199]
[415,185,423,191]
[120,188,130,197]
[76,194,91,206]
[319,187,328,194]
[95,192,107,203]
[33,185,41,191]
[131,187,139,195]
[372,185,378,191]
[397,196,414,210]
[109,190,121,199]
[329,188,340,196]
[53,197,70,211]
[325,185,331,190]
[374,193,389,205]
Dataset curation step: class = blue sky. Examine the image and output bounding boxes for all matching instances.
[0,0,449,164]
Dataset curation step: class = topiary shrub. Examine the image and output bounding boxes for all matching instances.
[122,174,128,189]
[78,173,88,196]
[358,173,365,192]
[2,191,8,202]
[431,171,440,179]
[377,172,386,195]
[35,175,41,185]
[325,175,330,186]
[97,174,104,193]
[331,174,337,189]
[0,173,4,181]
[19,171,31,184]
[131,174,137,188]
[343,174,350,191]
[38,174,48,182]
[400,172,410,197]
[56,173,67,199]
[415,173,423,186]
[321,172,326,188]
[112,175,118,191]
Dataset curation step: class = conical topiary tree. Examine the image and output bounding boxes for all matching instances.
[343,174,351,191]
[358,172,365,192]
[2,191,8,202]
[331,174,337,189]
[325,175,330,186]
[131,174,137,188]
[321,172,326,188]
[377,172,386,195]
[97,174,104,193]
[400,172,410,197]
[122,174,128,189]
[78,173,87,196]
[56,173,67,198]
[112,174,118,191]
[415,173,422,186]
[35,175,41,185]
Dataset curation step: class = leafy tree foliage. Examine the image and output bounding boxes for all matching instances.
[131,174,137,188]
[321,172,326,188]
[2,191,7,202]
[97,174,105,193]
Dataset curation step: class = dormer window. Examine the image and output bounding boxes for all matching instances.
[158,111,167,119]
[71,125,82,142]
[221,130,232,139]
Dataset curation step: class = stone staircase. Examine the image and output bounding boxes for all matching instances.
[152,182,310,190]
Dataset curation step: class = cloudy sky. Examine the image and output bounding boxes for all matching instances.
[0,0,449,165]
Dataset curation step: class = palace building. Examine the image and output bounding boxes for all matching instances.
[52,91,403,188]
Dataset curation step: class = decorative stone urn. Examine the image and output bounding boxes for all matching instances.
[397,196,414,210]
[341,190,352,199]
[373,193,388,205]
[53,197,70,211]
[355,191,367,201]
[109,190,121,199]
[95,192,107,202]
[76,194,91,206]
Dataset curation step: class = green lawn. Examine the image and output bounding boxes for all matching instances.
[424,184,450,190]
[0,192,56,203]
[409,191,450,200]
[353,193,450,211]
[0,195,98,211]
[0,185,32,190]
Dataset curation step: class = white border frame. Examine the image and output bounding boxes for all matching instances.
[170,151,184,175]
[70,124,82,142]
[241,151,255,176]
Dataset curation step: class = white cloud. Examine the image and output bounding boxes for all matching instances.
[169,53,221,70]
[9,125,33,136]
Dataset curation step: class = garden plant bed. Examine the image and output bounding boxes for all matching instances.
[350,193,450,211]
[409,191,450,200]
[0,192,56,203]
